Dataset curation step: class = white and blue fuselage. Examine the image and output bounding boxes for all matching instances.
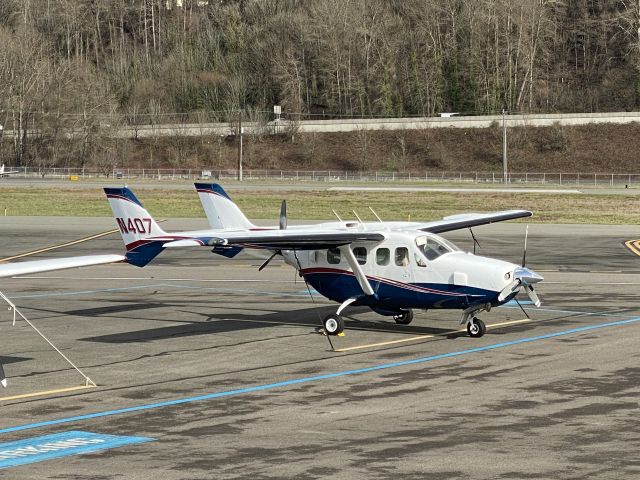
[282,229,531,315]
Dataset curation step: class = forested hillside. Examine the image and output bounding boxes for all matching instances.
[0,0,639,170]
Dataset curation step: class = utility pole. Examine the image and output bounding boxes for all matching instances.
[237,110,243,181]
[502,109,508,184]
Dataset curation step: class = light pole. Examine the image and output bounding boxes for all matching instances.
[502,109,508,184]
[237,110,243,181]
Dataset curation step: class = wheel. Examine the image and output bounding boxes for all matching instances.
[393,309,414,325]
[323,314,345,336]
[467,318,486,338]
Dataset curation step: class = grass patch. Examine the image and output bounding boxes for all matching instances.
[0,187,637,224]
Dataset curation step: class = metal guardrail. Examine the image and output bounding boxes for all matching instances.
[3,167,640,186]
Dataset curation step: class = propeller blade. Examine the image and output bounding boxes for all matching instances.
[514,298,530,319]
[469,228,481,255]
[525,285,541,307]
[522,224,529,267]
[279,200,287,230]
[498,279,521,302]
[0,362,6,388]
[258,250,280,271]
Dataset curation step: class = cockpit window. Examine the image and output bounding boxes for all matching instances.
[415,236,452,261]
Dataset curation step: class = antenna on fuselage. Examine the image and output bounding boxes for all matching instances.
[352,210,363,223]
[369,206,390,230]
[332,209,343,222]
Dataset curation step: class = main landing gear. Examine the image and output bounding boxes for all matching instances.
[323,314,345,335]
[393,309,414,325]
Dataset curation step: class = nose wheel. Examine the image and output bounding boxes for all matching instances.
[467,317,486,338]
[323,314,345,336]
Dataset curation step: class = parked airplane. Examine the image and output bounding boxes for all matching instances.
[106,185,543,338]
[0,164,20,176]
[0,253,125,387]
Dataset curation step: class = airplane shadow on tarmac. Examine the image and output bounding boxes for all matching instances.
[75,304,461,344]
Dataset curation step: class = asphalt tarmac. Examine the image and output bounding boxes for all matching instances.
[0,218,639,479]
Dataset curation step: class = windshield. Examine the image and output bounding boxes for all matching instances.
[415,235,455,261]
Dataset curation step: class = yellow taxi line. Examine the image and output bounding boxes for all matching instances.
[334,318,531,352]
[0,384,96,402]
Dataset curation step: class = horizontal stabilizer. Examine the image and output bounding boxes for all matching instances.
[163,239,205,248]
[0,254,126,279]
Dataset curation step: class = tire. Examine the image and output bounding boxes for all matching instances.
[467,318,486,338]
[323,314,345,335]
[393,310,414,325]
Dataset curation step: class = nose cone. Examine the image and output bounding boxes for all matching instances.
[513,266,543,285]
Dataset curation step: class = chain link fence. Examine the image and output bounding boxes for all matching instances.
[3,167,640,186]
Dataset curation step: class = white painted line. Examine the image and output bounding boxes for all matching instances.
[14,276,298,283]
[329,187,582,194]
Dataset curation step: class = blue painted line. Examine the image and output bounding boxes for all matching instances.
[505,299,534,305]
[10,283,315,300]
[10,284,166,300]
[498,303,624,317]
[0,431,153,469]
[10,284,615,317]
[2,315,640,436]
[160,283,315,298]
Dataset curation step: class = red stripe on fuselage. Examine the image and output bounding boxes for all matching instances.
[300,267,470,297]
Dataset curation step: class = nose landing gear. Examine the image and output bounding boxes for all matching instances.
[466,317,486,338]
[461,304,491,338]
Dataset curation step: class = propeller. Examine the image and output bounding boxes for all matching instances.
[469,228,481,254]
[259,200,287,271]
[258,251,280,271]
[279,200,287,230]
[498,225,543,308]
[522,224,528,267]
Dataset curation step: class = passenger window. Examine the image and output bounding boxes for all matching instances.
[327,247,341,264]
[376,248,390,266]
[395,247,409,266]
[353,247,367,265]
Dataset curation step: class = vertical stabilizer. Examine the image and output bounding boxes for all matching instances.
[104,187,167,266]
[194,183,255,230]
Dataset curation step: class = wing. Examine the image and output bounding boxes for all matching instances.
[0,254,126,279]
[412,210,532,234]
[164,230,385,250]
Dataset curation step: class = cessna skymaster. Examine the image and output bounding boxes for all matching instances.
[106,184,543,338]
